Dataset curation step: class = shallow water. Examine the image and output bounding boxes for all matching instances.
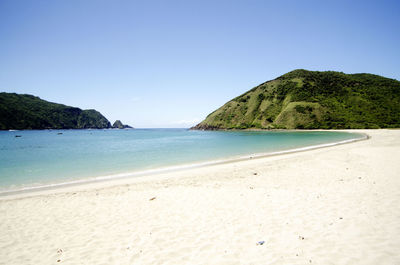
[0,129,363,191]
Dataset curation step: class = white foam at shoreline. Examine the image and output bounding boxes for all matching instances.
[0,132,367,197]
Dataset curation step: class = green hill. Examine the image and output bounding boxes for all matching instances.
[192,70,400,130]
[0,93,111,130]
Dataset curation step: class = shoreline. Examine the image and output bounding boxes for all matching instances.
[0,131,367,199]
[1,129,399,264]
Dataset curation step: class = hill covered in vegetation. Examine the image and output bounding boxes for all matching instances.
[0,93,112,130]
[192,70,400,130]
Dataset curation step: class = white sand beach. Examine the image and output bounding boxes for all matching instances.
[0,129,399,265]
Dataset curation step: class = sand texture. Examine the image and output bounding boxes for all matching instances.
[1,129,399,264]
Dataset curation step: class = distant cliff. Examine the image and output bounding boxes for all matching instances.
[0,93,111,130]
[192,70,400,130]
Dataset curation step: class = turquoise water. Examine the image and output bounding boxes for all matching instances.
[0,129,363,191]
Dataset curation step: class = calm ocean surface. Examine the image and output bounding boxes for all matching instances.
[0,129,364,192]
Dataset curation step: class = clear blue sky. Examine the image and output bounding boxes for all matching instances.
[1,0,399,128]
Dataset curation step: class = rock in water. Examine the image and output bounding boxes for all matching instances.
[112,120,133,129]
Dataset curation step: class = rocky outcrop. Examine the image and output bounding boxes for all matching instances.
[112,120,133,129]
[190,124,221,130]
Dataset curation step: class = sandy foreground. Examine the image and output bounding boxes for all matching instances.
[0,129,399,265]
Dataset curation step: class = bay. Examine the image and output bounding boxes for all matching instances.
[0,129,364,192]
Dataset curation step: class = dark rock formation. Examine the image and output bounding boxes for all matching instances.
[112,120,133,129]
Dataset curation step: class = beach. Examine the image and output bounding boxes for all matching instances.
[0,129,399,264]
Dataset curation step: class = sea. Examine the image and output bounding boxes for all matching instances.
[0,129,365,193]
